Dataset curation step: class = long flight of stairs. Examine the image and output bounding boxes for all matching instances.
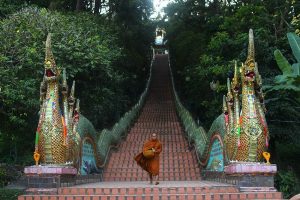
[19,54,283,200]
[103,54,201,182]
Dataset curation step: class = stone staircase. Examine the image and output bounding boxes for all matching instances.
[103,53,201,182]
[18,54,283,200]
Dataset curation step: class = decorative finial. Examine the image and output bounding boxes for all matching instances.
[255,62,262,86]
[73,99,80,123]
[62,68,68,94]
[69,81,75,105]
[245,29,255,70]
[44,33,59,80]
[223,95,228,113]
[76,99,80,112]
[232,61,240,93]
[227,78,231,93]
[45,33,56,68]
[40,79,46,95]
[234,61,238,82]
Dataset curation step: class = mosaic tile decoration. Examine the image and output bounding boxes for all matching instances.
[206,138,224,171]
[81,140,98,174]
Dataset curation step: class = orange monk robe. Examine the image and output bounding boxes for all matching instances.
[135,140,162,175]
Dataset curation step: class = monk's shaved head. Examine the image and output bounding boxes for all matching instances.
[151,133,157,141]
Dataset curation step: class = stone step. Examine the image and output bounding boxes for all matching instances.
[105,168,200,172]
[111,152,194,156]
[118,145,190,149]
[57,185,239,195]
[103,177,202,181]
[18,192,283,200]
[123,139,186,142]
[107,164,199,168]
[107,162,197,166]
[107,160,197,164]
[120,141,187,144]
[108,156,196,160]
[127,132,184,135]
[109,150,192,153]
[103,172,201,178]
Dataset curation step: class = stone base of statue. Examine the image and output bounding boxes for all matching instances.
[24,164,77,193]
[225,162,277,192]
[24,164,102,194]
[201,162,277,192]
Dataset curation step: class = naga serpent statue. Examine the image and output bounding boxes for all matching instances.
[174,29,269,170]
[34,33,102,172]
[223,29,268,162]
[33,33,145,174]
[34,33,81,166]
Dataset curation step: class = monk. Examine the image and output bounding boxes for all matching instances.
[135,133,162,185]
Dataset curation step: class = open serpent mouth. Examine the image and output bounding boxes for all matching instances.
[62,86,68,93]
[73,110,79,122]
[244,70,255,80]
[228,99,233,106]
[233,86,239,93]
[260,98,264,104]
[69,98,75,105]
[40,88,46,94]
[45,68,57,78]
[256,87,262,94]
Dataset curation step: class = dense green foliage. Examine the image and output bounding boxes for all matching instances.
[0,1,154,179]
[164,0,300,126]
[0,188,24,200]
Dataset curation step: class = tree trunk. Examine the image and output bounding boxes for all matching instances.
[199,0,206,31]
[278,8,290,36]
[94,0,101,14]
[213,0,220,14]
[108,0,114,19]
[75,0,83,13]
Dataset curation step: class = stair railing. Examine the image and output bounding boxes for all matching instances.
[167,55,209,165]
[85,48,155,169]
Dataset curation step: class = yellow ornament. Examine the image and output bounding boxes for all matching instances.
[263,152,270,165]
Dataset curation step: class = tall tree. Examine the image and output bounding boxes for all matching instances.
[94,0,102,14]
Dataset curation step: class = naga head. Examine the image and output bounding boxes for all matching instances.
[231,61,240,94]
[62,68,68,94]
[254,63,262,95]
[226,78,233,106]
[222,95,228,115]
[241,29,256,82]
[254,64,266,111]
[44,33,59,81]
[39,79,46,105]
[73,99,80,123]
[40,79,46,95]
[69,81,75,106]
